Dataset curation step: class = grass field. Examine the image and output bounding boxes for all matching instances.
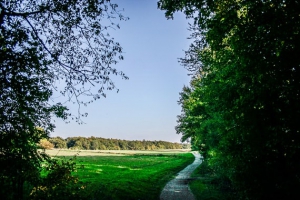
[49,150,194,200]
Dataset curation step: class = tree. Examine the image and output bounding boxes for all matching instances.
[0,0,128,199]
[159,0,300,199]
[39,139,54,150]
[49,137,67,149]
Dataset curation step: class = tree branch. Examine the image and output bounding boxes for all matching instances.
[23,16,95,87]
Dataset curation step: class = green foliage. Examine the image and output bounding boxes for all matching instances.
[63,136,184,150]
[159,0,300,199]
[30,157,92,200]
[0,0,127,199]
[49,137,67,149]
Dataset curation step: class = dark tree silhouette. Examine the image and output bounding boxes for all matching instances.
[0,0,128,199]
[159,0,300,199]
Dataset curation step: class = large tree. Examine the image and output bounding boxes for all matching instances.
[159,0,300,199]
[0,0,127,199]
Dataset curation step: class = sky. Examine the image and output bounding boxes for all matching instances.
[51,0,192,143]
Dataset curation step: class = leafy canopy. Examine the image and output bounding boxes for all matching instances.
[0,0,128,199]
[159,0,300,199]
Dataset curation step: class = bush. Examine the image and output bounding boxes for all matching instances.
[30,157,92,200]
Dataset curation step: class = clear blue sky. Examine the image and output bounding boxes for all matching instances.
[51,0,192,143]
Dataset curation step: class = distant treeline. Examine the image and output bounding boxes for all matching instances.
[48,136,191,150]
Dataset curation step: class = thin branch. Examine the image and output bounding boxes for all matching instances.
[3,9,41,16]
[23,16,95,87]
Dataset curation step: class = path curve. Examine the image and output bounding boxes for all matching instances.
[160,152,202,200]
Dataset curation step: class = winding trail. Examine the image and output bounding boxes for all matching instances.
[160,152,202,200]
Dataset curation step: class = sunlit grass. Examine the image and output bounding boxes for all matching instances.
[57,152,194,200]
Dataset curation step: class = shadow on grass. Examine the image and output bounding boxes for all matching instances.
[189,161,236,200]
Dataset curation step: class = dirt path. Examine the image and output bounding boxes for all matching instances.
[160,152,202,200]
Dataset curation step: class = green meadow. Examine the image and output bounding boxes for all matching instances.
[51,150,194,200]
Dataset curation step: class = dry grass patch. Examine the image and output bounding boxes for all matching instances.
[44,149,192,157]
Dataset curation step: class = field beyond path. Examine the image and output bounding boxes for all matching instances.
[44,149,191,156]
[160,152,202,200]
[43,149,195,199]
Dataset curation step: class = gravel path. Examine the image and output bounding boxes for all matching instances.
[160,152,202,200]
